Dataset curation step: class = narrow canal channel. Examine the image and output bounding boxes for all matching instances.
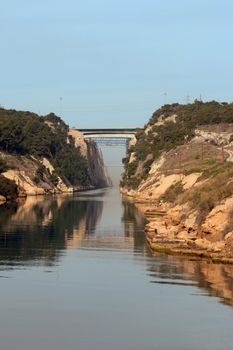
[0,147,233,350]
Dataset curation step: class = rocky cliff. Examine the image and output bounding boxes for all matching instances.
[121,101,233,262]
[68,129,112,188]
[0,108,110,201]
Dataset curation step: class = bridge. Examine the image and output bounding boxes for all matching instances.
[78,128,139,146]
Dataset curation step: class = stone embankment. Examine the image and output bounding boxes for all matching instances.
[120,124,233,263]
[138,203,233,264]
[121,179,233,263]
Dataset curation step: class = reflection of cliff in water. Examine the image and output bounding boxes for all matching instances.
[0,195,103,264]
[147,254,233,308]
[122,200,148,253]
[1,192,233,310]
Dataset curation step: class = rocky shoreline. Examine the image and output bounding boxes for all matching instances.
[120,102,233,264]
[120,186,233,264]
[135,201,233,264]
[0,184,109,206]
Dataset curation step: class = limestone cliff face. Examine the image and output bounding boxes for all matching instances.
[1,152,73,196]
[68,129,112,188]
[0,129,110,200]
[68,129,88,157]
[121,102,233,260]
[86,140,112,188]
[0,108,111,201]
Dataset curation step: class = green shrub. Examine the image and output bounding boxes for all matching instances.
[0,175,18,199]
[49,171,59,186]
[33,164,46,184]
[0,158,8,173]
[0,108,91,187]
[204,158,217,165]
[184,167,203,175]
[54,146,90,186]
[127,161,137,177]
[201,162,233,179]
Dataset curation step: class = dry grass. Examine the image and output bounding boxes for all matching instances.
[160,143,226,175]
[161,181,184,203]
[197,124,233,133]
[178,167,233,224]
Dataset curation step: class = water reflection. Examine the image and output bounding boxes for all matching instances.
[145,254,233,306]
[0,189,148,264]
[1,188,233,313]
[0,193,104,264]
[122,200,149,254]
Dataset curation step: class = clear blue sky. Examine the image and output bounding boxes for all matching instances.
[1,0,233,128]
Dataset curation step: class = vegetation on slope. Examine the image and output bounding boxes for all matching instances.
[0,158,17,199]
[121,100,233,189]
[0,108,91,189]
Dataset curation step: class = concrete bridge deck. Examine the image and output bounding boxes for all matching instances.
[79,128,138,135]
[77,128,140,144]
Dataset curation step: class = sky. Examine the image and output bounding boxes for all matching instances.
[0,0,233,128]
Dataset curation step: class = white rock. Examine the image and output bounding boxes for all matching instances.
[224,232,233,240]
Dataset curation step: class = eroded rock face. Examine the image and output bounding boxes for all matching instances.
[225,232,233,241]
[2,166,72,196]
[193,128,232,147]
[69,129,111,188]
[135,195,233,262]
[68,129,87,157]
[154,114,177,126]
[201,197,233,239]
[0,128,111,199]
[121,103,233,261]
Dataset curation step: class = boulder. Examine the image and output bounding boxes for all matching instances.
[202,197,233,237]
[194,238,212,250]
[210,241,225,252]
[177,231,190,240]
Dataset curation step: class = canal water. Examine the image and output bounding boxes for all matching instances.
[0,147,233,350]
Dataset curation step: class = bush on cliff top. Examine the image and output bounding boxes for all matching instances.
[0,175,18,200]
[0,158,8,173]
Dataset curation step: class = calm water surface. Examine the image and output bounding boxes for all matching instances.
[0,187,233,350]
